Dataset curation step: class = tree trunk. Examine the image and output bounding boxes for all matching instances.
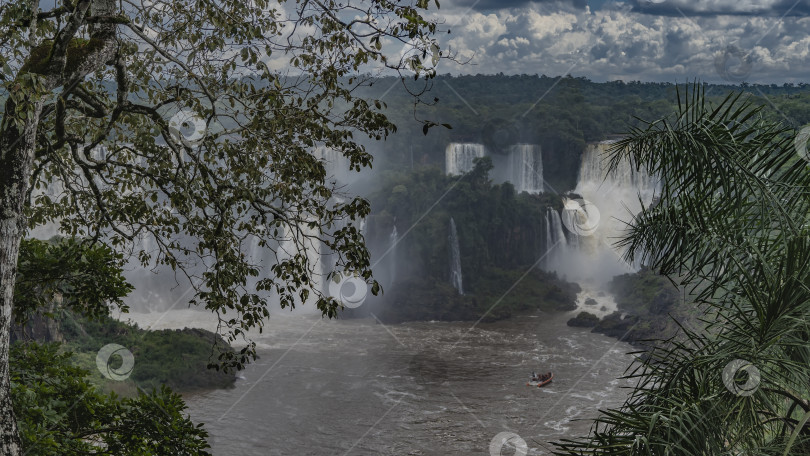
[0,1,119,452]
[0,95,42,456]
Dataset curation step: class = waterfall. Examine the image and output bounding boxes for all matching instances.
[545,210,552,269]
[578,141,659,202]
[139,231,154,256]
[29,178,65,240]
[507,144,543,193]
[563,140,660,283]
[358,218,367,237]
[313,146,350,184]
[546,208,568,259]
[546,209,564,248]
[389,225,398,283]
[445,143,486,175]
[448,217,463,295]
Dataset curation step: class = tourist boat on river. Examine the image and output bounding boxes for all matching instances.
[526,372,553,388]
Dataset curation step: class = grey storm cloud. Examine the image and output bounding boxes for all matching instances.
[629,0,810,17]
[449,0,589,11]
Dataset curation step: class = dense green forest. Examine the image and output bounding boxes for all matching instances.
[356,75,810,191]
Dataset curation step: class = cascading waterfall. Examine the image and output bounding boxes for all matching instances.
[578,141,659,197]
[545,210,553,269]
[544,208,569,273]
[358,219,367,237]
[556,140,661,283]
[138,232,154,256]
[29,178,64,240]
[507,144,543,193]
[448,217,463,295]
[314,146,350,184]
[445,143,486,175]
[549,209,567,253]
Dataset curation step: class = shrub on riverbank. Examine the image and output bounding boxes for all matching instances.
[11,237,236,395]
[59,311,236,394]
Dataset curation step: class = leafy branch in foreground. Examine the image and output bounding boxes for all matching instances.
[553,85,810,455]
[1,0,451,451]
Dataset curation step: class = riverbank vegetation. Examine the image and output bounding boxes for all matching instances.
[11,342,210,455]
[12,238,236,394]
[10,238,231,454]
[566,268,703,346]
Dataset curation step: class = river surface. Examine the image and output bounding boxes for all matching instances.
[123,289,635,455]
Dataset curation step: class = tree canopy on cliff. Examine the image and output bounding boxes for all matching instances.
[0,0,446,452]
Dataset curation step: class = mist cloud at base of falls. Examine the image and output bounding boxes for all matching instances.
[543,141,659,286]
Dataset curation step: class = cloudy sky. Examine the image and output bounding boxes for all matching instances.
[421,0,810,83]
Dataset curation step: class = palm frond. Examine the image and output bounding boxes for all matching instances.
[553,84,810,456]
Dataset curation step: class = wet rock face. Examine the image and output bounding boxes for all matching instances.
[567,311,600,328]
[11,313,63,344]
[591,312,641,341]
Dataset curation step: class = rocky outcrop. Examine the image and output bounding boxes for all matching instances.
[577,269,702,347]
[567,311,600,328]
[591,312,641,341]
[11,312,64,344]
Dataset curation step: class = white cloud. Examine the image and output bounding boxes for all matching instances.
[465,13,509,38]
[430,2,809,83]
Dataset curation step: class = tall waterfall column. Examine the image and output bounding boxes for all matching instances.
[388,225,398,285]
[507,144,543,193]
[449,217,464,295]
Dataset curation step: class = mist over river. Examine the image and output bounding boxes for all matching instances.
[122,290,635,455]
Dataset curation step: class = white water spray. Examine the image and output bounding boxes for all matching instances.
[507,144,543,193]
[445,143,486,175]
